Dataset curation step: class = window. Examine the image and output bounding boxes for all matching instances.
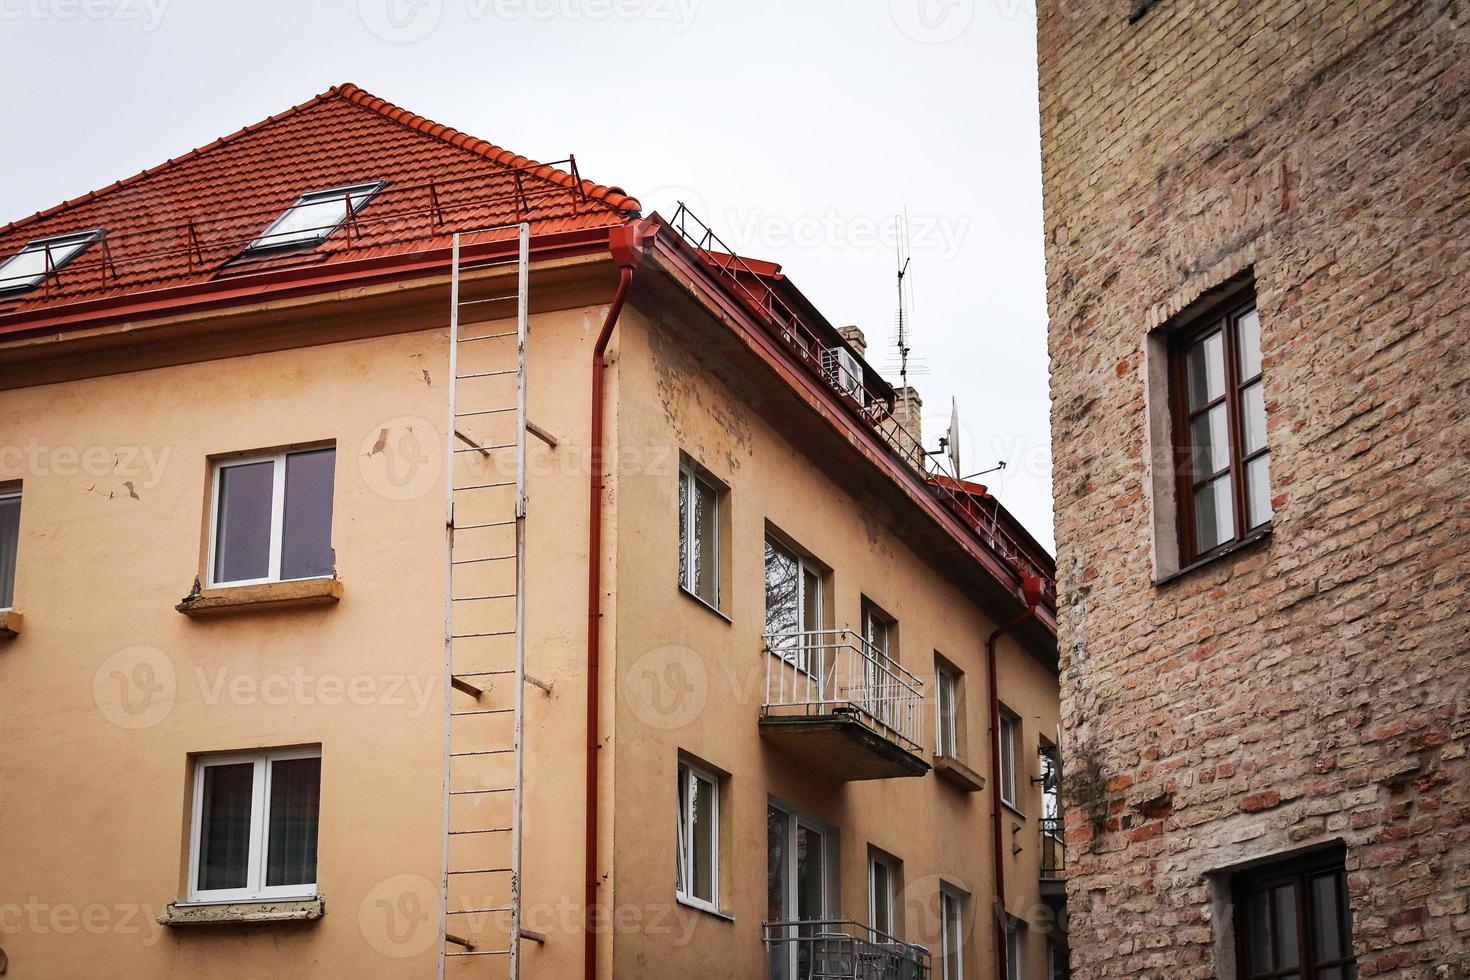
[0,487,19,610]
[676,759,719,911]
[768,802,834,980]
[677,463,720,608]
[187,747,321,903]
[764,535,823,670]
[1040,742,1064,874]
[999,711,1020,810]
[209,447,336,587]
[867,850,898,937]
[935,661,960,757]
[1006,918,1025,979]
[861,601,893,661]
[1171,294,1271,562]
[0,229,103,293]
[246,182,384,252]
[1235,851,1356,980]
[939,885,966,980]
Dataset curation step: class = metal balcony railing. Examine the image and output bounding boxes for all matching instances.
[1040,816,1066,878]
[762,629,926,756]
[763,918,932,980]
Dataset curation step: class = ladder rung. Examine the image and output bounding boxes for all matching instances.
[450,554,516,565]
[456,407,516,418]
[454,481,515,491]
[451,630,515,639]
[453,670,515,678]
[460,330,517,342]
[452,593,517,602]
[448,867,512,875]
[449,787,514,795]
[447,907,512,916]
[456,369,518,380]
[447,949,510,957]
[458,294,519,306]
[449,827,512,835]
[450,749,514,757]
[453,520,516,531]
[451,707,514,716]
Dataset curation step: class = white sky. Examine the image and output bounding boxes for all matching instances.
[0,0,1055,551]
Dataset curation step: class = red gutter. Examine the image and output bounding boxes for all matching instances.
[986,575,1046,980]
[0,225,619,341]
[585,217,657,980]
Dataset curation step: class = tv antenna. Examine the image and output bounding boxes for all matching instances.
[894,212,914,391]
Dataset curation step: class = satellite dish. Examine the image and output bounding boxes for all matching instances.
[947,397,962,476]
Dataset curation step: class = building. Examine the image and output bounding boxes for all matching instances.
[0,84,1064,978]
[1038,1,1468,978]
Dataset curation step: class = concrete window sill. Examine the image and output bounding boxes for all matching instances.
[176,578,343,616]
[933,754,986,793]
[0,610,22,638]
[158,896,324,926]
[675,896,735,923]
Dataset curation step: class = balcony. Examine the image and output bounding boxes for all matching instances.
[1040,816,1066,897]
[760,629,929,781]
[763,918,931,980]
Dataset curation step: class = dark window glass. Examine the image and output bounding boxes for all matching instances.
[0,491,20,609]
[266,756,321,887]
[198,763,254,891]
[281,449,336,580]
[215,461,274,583]
[1171,292,1272,563]
[1237,853,1355,980]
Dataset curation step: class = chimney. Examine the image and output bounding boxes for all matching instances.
[836,325,867,359]
[892,385,923,464]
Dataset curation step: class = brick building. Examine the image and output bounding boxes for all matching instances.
[1037,1,1468,978]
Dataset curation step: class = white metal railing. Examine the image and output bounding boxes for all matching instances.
[762,629,926,756]
[763,918,932,980]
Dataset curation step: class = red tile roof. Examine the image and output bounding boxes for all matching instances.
[0,83,639,319]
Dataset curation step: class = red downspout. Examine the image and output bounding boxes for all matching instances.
[986,575,1047,980]
[585,219,655,980]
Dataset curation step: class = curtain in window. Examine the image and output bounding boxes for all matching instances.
[198,763,254,891]
[0,493,19,609]
[215,461,274,583]
[266,756,321,887]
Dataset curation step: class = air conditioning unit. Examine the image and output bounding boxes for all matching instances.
[821,346,864,403]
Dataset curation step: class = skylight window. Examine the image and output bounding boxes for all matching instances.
[245,182,384,252]
[0,230,103,293]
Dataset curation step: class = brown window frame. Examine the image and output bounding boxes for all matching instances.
[1168,284,1271,564]
[1234,850,1356,980]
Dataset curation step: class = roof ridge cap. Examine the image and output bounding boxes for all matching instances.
[0,85,349,241]
[335,83,640,215]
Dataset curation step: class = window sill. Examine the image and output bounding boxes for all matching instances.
[176,577,343,616]
[675,896,734,923]
[933,754,986,793]
[1002,800,1026,821]
[0,610,21,638]
[678,585,731,623]
[158,896,324,926]
[1153,527,1272,587]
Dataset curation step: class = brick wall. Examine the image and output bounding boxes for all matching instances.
[1037,1,1469,977]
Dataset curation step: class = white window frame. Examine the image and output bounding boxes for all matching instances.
[677,463,721,610]
[675,758,720,913]
[999,711,1020,810]
[935,662,959,758]
[0,487,19,611]
[207,448,334,588]
[246,182,384,252]
[186,746,321,904]
[1006,916,1024,979]
[765,535,825,674]
[769,800,836,979]
[867,851,898,937]
[0,229,103,293]
[940,884,966,980]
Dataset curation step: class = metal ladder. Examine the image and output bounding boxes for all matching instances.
[440,225,533,979]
